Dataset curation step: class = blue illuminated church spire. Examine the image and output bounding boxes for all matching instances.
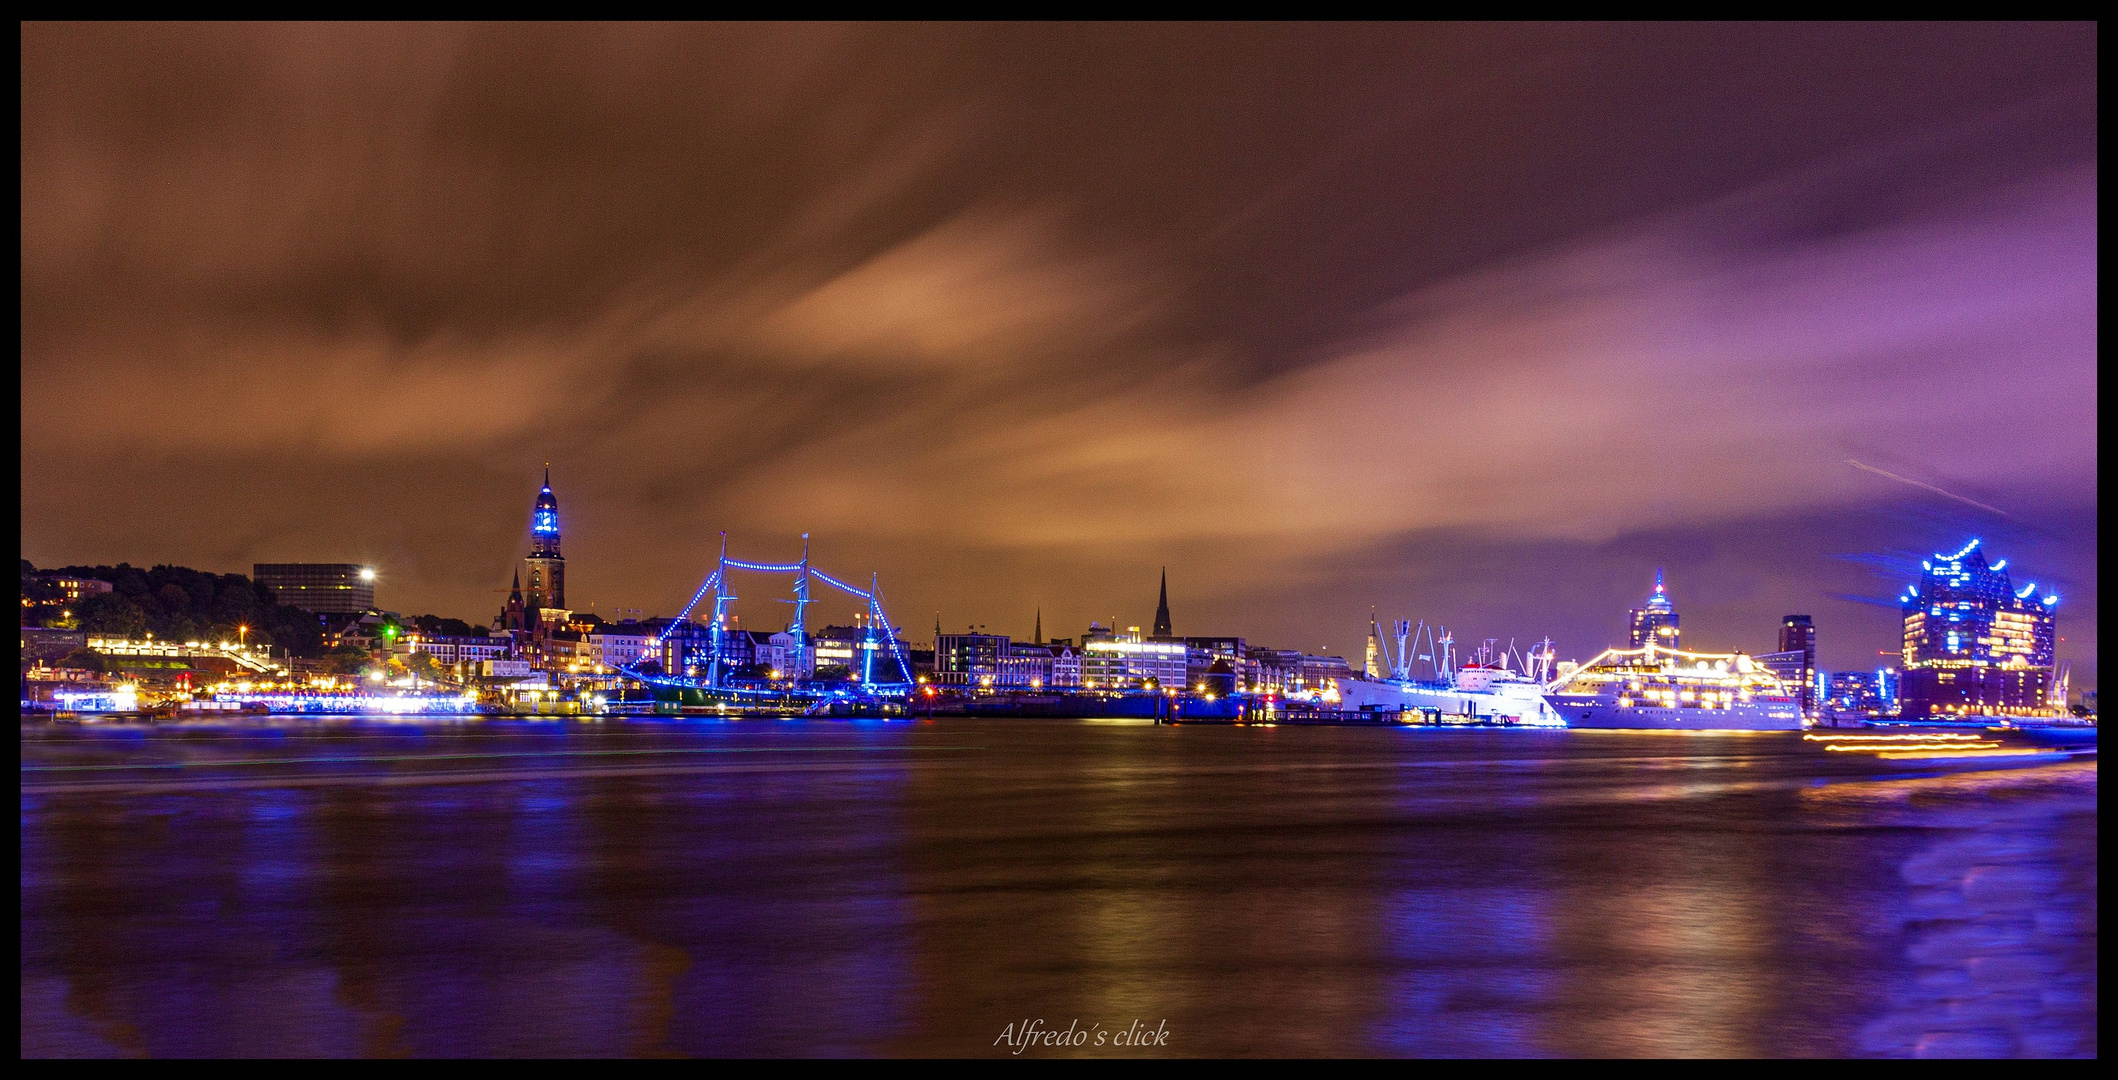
[525,464,566,612]
[532,465,561,556]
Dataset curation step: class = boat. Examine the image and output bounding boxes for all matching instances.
[1335,624,1568,726]
[1543,644,1803,730]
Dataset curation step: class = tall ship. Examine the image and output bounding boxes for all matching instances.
[1543,644,1804,730]
[1335,623,1568,726]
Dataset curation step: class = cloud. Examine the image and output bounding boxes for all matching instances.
[744,211,1150,372]
[734,168,2096,554]
[18,24,2096,676]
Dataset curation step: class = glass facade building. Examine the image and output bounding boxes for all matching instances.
[1824,669,1900,722]
[1627,569,1680,650]
[1899,539,2060,718]
[254,563,375,614]
[935,632,1007,686]
[1778,615,1817,716]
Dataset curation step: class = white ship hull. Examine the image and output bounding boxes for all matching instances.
[1549,697,1803,731]
[1337,677,1567,726]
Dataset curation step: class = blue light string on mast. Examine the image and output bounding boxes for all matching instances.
[659,567,724,643]
[640,536,914,689]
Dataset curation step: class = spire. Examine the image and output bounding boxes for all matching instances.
[543,463,550,489]
[510,569,521,597]
[1153,567,1173,638]
[1654,567,1665,595]
[1035,608,1042,644]
[1364,611,1382,678]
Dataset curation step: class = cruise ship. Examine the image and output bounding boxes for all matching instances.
[1543,645,1804,730]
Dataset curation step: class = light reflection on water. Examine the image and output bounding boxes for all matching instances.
[19,717,2095,1057]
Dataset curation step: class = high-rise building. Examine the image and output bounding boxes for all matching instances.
[1779,615,1816,716]
[1627,568,1680,650]
[1755,649,1811,709]
[254,563,376,614]
[1898,539,2060,718]
[525,468,565,612]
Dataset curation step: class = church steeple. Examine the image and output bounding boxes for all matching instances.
[525,468,565,611]
[1034,608,1042,644]
[499,569,527,631]
[1153,567,1173,638]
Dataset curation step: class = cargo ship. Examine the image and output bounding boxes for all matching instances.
[1336,627,1568,726]
[1543,644,1804,730]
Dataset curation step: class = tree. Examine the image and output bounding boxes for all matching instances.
[811,664,854,682]
[406,651,443,681]
[109,565,149,598]
[58,649,105,672]
[324,644,370,676]
[19,564,64,606]
[415,615,477,638]
[75,594,147,637]
[39,560,331,657]
[210,574,258,624]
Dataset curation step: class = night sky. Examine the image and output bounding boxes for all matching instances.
[20,24,2098,688]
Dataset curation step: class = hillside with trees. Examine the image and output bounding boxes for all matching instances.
[21,560,328,657]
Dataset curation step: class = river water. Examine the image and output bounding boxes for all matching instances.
[19,717,2096,1057]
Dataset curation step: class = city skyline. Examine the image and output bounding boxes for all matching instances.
[20,24,2097,688]
[20,26,2098,1061]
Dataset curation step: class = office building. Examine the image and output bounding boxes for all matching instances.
[935,632,1008,686]
[1824,669,1900,724]
[1778,615,1817,716]
[812,622,911,682]
[1081,624,1187,689]
[254,563,376,614]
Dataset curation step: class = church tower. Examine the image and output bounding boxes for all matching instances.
[499,570,527,632]
[525,467,566,613]
[1153,568,1173,638]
